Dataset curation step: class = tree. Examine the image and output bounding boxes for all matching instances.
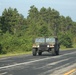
[27,5,39,23]
[39,25,48,36]
[0,6,76,54]
[60,34,72,48]
[0,7,25,34]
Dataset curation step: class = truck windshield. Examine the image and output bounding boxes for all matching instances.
[46,38,55,43]
[35,38,45,43]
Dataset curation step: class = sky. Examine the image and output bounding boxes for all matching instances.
[0,0,76,21]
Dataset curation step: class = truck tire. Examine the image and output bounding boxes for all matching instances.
[32,49,37,56]
[51,48,56,56]
[56,48,59,55]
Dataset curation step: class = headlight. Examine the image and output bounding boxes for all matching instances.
[33,45,39,48]
[37,45,39,48]
[50,44,54,47]
[33,45,36,47]
[47,45,49,47]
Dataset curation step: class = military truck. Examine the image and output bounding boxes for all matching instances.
[32,37,60,56]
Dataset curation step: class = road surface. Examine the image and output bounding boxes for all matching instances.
[0,49,76,75]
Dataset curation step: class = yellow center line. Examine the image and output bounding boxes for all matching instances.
[64,69,76,75]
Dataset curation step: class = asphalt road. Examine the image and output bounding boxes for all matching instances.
[0,49,76,75]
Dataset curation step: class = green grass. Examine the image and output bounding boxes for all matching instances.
[73,43,76,48]
[60,48,76,50]
[0,51,32,58]
[60,45,76,50]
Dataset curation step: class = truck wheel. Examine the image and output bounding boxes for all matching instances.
[38,51,42,56]
[32,49,37,56]
[51,48,56,56]
[56,48,59,55]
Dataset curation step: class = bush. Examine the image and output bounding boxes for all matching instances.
[0,32,33,54]
[60,34,73,48]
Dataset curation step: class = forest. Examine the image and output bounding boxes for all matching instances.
[0,5,76,54]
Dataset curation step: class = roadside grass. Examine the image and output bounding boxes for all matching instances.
[73,43,76,48]
[60,45,76,50]
[0,51,32,58]
[60,48,76,50]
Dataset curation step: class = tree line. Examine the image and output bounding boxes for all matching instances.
[0,5,76,54]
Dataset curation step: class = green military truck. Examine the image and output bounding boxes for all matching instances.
[32,37,60,56]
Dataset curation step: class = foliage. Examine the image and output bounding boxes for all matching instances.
[0,6,76,54]
[59,34,73,48]
[0,32,32,54]
[0,8,25,34]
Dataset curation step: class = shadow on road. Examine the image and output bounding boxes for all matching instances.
[35,52,62,57]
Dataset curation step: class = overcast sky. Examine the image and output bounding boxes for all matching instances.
[0,0,76,21]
